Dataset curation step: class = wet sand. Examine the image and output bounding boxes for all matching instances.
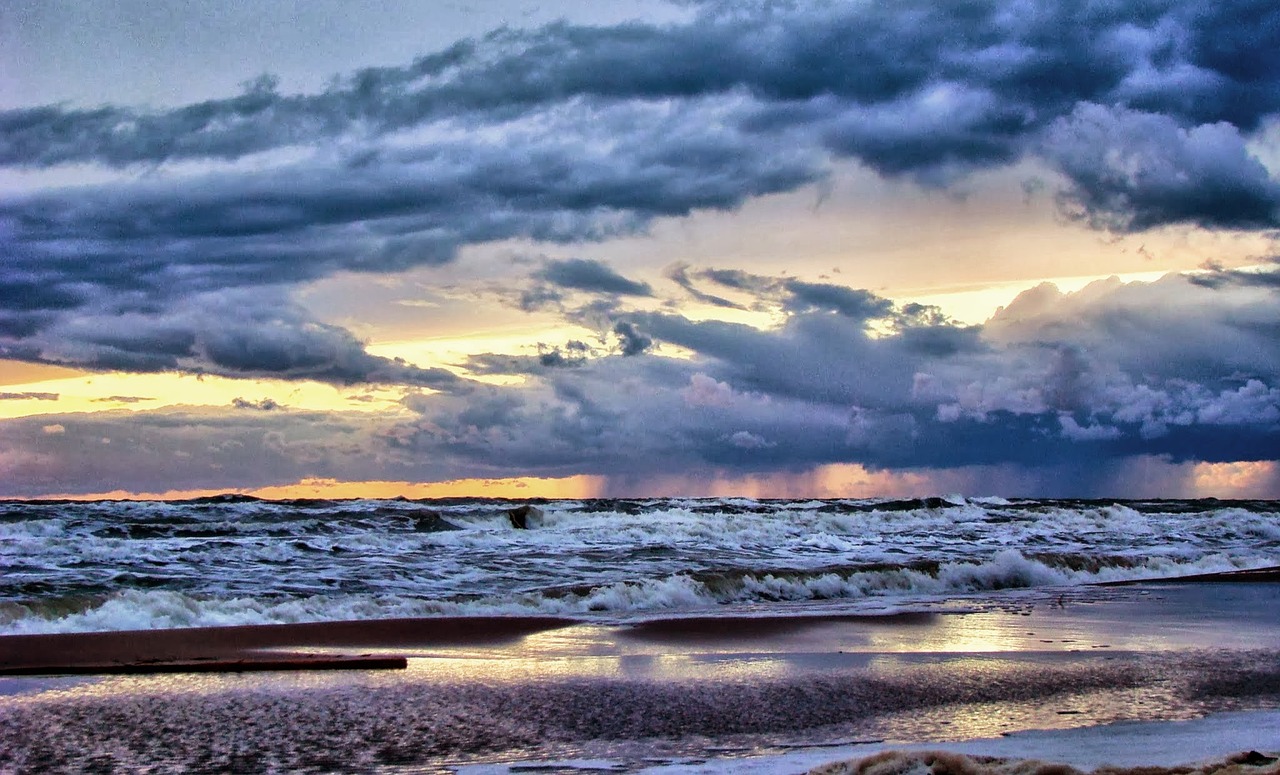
[0,615,574,675]
[1,582,1278,772]
[4,575,1277,677]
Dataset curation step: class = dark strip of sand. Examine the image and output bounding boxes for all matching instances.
[0,615,573,676]
[0,655,408,676]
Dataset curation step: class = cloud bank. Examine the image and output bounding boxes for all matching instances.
[2,0,1279,495]
[4,0,1279,380]
[4,268,1279,497]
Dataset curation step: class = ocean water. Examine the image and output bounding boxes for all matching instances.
[2,495,1278,634]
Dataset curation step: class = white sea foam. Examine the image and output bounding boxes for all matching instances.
[3,497,1277,634]
[2,546,1272,634]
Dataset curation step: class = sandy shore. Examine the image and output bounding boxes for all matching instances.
[1,582,1278,772]
[5,569,1279,676]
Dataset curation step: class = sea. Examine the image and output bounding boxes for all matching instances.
[3,495,1278,635]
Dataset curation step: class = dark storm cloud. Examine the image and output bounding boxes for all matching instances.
[389,270,1280,489]
[1187,259,1280,289]
[2,288,466,389]
[2,0,1279,383]
[700,268,774,293]
[659,266,906,320]
[1045,103,1280,231]
[664,263,745,309]
[612,321,654,356]
[513,291,559,315]
[781,280,895,319]
[536,258,653,297]
[0,279,86,312]
[1,93,819,379]
[3,271,1278,496]
[612,294,979,411]
[979,274,1280,385]
[6,1,1277,167]
[5,107,810,297]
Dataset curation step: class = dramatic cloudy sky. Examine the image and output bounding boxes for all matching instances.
[2,0,1279,499]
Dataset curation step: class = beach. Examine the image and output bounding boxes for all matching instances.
[7,0,1280,763]
[7,0,1280,769]
[2,579,1278,773]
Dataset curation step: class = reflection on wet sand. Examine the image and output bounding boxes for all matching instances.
[0,583,1278,772]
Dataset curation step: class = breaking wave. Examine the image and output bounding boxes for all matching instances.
[2,547,1270,634]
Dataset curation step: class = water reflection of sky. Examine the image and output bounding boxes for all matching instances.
[3,583,1277,703]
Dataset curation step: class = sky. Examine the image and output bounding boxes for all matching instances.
[2,0,1279,500]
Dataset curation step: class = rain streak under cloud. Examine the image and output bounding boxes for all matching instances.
[2,0,1280,498]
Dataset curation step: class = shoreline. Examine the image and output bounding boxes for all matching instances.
[0,615,575,675]
[4,646,1278,772]
[1,582,1278,772]
[2,571,1278,676]
[621,712,1280,775]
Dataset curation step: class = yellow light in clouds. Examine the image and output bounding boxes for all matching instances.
[38,475,606,502]
[896,268,1177,325]
[0,368,413,420]
[367,324,603,381]
[249,476,605,500]
[32,462,1278,503]
[1190,461,1276,498]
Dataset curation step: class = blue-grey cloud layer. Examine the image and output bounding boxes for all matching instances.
[4,269,1279,497]
[3,0,1279,383]
[442,269,1280,473]
[1,0,1279,495]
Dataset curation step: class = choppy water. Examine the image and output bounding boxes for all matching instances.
[2,495,1278,634]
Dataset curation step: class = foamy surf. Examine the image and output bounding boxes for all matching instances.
[1,497,1277,633]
